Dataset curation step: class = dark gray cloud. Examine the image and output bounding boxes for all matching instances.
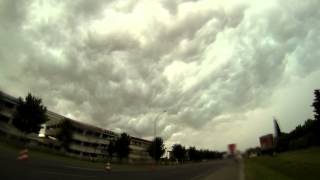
[1,0,320,150]
[0,0,30,28]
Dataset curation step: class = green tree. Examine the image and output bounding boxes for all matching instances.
[172,144,186,163]
[13,93,48,134]
[187,146,197,161]
[56,118,73,150]
[245,147,262,157]
[115,133,131,161]
[107,140,116,160]
[148,137,165,162]
[312,89,320,145]
[312,89,320,121]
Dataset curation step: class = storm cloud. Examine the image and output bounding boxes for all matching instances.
[1,0,320,150]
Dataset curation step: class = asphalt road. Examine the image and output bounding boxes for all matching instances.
[0,149,241,180]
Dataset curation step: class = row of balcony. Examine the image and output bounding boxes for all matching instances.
[72,132,111,145]
[47,132,150,149]
[68,141,149,157]
[129,144,146,151]
[69,143,106,155]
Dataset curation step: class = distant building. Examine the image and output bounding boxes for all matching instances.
[228,144,236,155]
[259,134,274,151]
[45,113,118,160]
[0,91,152,163]
[45,115,152,163]
[129,137,152,162]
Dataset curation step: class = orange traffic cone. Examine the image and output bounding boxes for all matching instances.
[17,149,29,161]
[105,162,111,171]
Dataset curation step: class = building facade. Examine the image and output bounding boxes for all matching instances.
[0,91,23,137]
[259,134,274,151]
[0,91,152,163]
[45,112,119,160]
[45,116,152,162]
[129,137,152,162]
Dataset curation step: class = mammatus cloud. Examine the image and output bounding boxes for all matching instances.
[1,0,320,150]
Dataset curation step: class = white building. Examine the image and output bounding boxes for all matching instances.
[0,91,152,163]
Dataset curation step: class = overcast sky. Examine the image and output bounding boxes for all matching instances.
[1,0,320,151]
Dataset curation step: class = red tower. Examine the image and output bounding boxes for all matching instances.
[228,144,236,155]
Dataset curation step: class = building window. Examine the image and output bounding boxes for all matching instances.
[91,153,97,157]
[4,101,15,109]
[93,132,100,137]
[0,114,10,123]
[72,127,83,134]
[73,140,82,145]
[83,142,91,147]
[86,131,93,136]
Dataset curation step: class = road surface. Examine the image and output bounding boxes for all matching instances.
[0,148,242,180]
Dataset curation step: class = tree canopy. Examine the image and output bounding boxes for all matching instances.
[187,146,197,161]
[115,133,131,160]
[172,144,186,163]
[107,140,116,159]
[312,89,320,145]
[187,147,223,161]
[312,89,320,121]
[13,93,48,134]
[148,137,165,161]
